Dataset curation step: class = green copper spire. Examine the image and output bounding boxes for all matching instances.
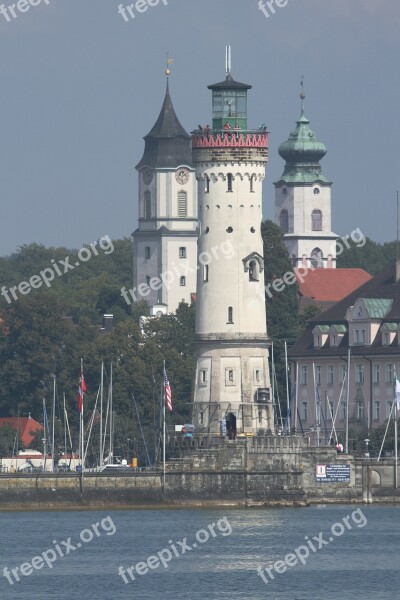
[275,78,331,185]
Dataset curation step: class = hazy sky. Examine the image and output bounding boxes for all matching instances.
[0,0,399,255]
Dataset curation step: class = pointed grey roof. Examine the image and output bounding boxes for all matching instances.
[136,81,193,170]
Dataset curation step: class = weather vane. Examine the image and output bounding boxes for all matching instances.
[300,74,305,100]
[166,52,173,77]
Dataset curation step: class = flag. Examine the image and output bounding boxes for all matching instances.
[395,379,400,410]
[77,370,87,413]
[164,367,172,412]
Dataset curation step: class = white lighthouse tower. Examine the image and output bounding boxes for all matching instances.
[191,50,273,436]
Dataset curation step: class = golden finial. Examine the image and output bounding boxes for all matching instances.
[166,52,173,77]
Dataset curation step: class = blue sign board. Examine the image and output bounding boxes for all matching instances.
[316,464,350,483]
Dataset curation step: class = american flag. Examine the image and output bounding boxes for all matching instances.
[164,367,172,412]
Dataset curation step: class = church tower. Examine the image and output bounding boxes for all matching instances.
[275,83,337,269]
[191,50,273,436]
[133,75,198,314]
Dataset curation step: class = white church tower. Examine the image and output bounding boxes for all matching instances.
[191,50,273,436]
[275,82,338,269]
[132,75,198,314]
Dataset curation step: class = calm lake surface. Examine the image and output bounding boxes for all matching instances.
[0,505,398,599]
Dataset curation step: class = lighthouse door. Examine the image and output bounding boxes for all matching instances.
[226,412,237,440]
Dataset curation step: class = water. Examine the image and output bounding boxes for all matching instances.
[0,505,398,599]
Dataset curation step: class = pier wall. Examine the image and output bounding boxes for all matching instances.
[0,438,398,509]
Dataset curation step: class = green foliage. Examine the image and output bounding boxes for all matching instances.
[0,426,23,457]
[337,237,396,276]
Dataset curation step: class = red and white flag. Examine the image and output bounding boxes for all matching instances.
[164,367,172,412]
[77,370,87,413]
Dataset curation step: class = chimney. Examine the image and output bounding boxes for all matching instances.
[101,314,114,333]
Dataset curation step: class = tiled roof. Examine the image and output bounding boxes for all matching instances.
[362,298,393,319]
[296,268,372,303]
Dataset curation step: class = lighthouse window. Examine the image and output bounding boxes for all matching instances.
[279,209,289,233]
[249,260,259,282]
[225,369,235,386]
[180,276,186,286]
[199,370,207,385]
[311,209,322,231]
[227,173,233,192]
[227,306,233,324]
[145,191,151,219]
[178,191,187,218]
[205,176,210,193]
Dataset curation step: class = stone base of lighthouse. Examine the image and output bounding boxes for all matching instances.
[192,336,273,435]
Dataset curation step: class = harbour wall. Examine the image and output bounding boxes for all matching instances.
[0,438,398,509]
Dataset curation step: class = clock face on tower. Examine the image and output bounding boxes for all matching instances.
[142,168,153,185]
[175,168,189,185]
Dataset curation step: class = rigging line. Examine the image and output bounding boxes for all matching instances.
[132,394,152,467]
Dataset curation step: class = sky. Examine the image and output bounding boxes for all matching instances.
[0,0,399,256]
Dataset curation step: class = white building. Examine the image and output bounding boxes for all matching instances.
[275,91,338,269]
[132,79,198,313]
[191,67,273,436]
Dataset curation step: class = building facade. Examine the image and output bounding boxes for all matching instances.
[191,69,273,436]
[289,263,400,447]
[275,91,338,269]
[132,80,198,313]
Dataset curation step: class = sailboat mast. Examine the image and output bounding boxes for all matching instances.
[51,376,56,472]
[100,362,104,466]
[163,360,166,498]
[345,348,351,453]
[109,362,113,463]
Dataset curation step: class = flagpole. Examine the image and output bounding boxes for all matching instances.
[163,360,166,499]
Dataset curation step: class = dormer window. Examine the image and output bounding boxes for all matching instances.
[381,323,397,346]
[313,325,329,347]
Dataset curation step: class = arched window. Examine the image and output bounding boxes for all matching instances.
[178,191,187,218]
[144,191,151,219]
[227,173,233,192]
[312,209,322,231]
[313,187,320,195]
[311,248,323,269]
[249,260,259,282]
[279,209,289,233]
[227,306,233,324]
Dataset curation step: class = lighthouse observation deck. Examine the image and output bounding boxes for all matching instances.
[191,129,268,163]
